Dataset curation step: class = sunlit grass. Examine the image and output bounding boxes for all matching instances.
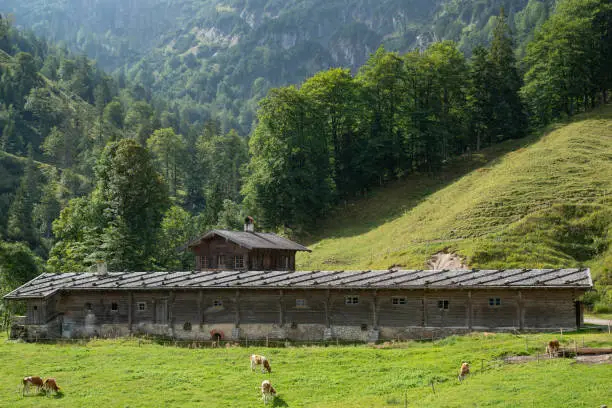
[1,331,611,407]
[298,106,612,277]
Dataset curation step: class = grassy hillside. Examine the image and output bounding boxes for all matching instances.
[0,332,610,407]
[298,105,612,273]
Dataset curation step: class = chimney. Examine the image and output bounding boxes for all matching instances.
[244,216,255,232]
[95,260,108,275]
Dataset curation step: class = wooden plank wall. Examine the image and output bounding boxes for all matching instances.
[239,289,279,324]
[283,290,327,325]
[42,287,581,332]
[523,289,576,328]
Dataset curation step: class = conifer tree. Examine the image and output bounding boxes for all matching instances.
[489,8,527,141]
[7,145,39,247]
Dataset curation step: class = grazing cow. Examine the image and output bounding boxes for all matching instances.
[260,380,277,404]
[42,378,61,394]
[458,362,470,382]
[250,354,272,373]
[546,339,560,358]
[22,376,44,395]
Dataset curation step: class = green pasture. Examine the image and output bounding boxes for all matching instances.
[1,331,610,407]
[297,106,612,274]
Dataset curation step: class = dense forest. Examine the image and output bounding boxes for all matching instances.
[1,0,612,314]
[3,0,558,136]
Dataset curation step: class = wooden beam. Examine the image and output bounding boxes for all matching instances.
[467,290,472,330]
[197,290,203,326]
[169,291,175,329]
[235,289,240,327]
[372,290,378,329]
[152,298,156,324]
[128,292,133,332]
[279,289,284,326]
[324,289,331,328]
[517,290,524,330]
[423,290,428,327]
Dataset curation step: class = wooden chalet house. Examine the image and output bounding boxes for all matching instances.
[187,217,311,271]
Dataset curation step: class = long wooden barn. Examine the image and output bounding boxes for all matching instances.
[3,268,591,341]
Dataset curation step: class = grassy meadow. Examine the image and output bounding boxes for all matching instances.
[1,331,611,407]
[297,105,612,275]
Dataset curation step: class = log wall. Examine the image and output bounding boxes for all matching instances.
[24,287,583,340]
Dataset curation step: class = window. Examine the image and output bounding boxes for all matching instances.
[111,303,118,312]
[345,296,359,305]
[213,299,223,307]
[392,297,407,305]
[202,256,210,269]
[234,255,244,269]
[217,255,226,268]
[277,256,289,270]
[489,298,501,307]
[438,300,449,310]
[85,302,92,311]
[33,305,38,311]
[137,302,146,311]
[295,299,307,308]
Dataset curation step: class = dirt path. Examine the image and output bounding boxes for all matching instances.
[584,317,612,326]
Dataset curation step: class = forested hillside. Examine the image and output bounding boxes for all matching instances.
[3,0,556,135]
[1,0,611,315]
[297,106,612,311]
[0,19,250,298]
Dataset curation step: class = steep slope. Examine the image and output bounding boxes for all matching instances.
[297,105,612,273]
[3,0,554,133]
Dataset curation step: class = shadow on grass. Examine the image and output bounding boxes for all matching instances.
[272,396,289,407]
[301,135,540,244]
[22,390,64,399]
[301,105,612,244]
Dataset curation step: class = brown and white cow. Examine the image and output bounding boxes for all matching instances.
[43,378,61,394]
[261,380,277,404]
[458,362,470,382]
[250,354,272,373]
[22,376,44,395]
[546,339,560,358]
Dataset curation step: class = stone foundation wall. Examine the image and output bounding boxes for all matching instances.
[12,319,579,342]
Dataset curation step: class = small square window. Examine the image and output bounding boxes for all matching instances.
[111,303,118,312]
[213,299,223,307]
[345,296,359,305]
[392,297,407,305]
[438,300,449,310]
[234,255,244,269]
[489,298,501,307]
[295,299,307,308]
[137,302,146,311]
[33,305,38,311]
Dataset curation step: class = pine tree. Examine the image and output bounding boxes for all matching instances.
[7,145,40,247]
[466,46,494,150]
[489,8,527,141]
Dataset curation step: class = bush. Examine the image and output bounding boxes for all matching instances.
[593,302,611,314]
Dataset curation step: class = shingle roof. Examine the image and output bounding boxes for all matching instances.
[188,229,311,252]
[3,268,592,300]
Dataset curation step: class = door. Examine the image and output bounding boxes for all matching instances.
[575,301,582,328]
[156,300,168,324]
